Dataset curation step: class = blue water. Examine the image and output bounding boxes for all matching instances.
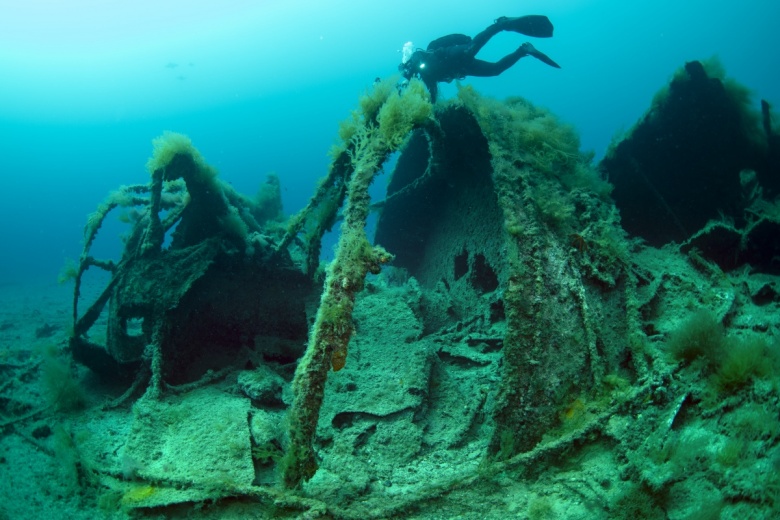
[0,0,778,285]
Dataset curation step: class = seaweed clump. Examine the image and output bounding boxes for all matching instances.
[666,310,726,364]
[666,310,779,394]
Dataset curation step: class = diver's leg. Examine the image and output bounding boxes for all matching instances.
[465,52,528,78]
[467,15,555,59]
[465,43,560,77]
[467,21,504,57]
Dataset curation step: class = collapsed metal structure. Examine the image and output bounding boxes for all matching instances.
[69,79,640,493]
[64,72,758,519]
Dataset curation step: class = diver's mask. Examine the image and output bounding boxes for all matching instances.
[399,41,421,79]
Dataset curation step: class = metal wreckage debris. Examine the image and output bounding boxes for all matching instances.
[57,65,780,517]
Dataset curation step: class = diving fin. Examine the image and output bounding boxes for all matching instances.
[521,42,561,68]
[496,15,554,38]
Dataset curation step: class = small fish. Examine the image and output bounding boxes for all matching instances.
[165,62,179,69]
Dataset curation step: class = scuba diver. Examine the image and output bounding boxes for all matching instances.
[399,15,561,102]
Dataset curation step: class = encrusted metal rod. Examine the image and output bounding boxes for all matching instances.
[281,79,433,488]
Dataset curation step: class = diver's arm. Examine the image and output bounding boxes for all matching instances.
[426,79,438,103]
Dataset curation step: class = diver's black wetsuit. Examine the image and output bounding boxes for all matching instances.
[399,15,561,101]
